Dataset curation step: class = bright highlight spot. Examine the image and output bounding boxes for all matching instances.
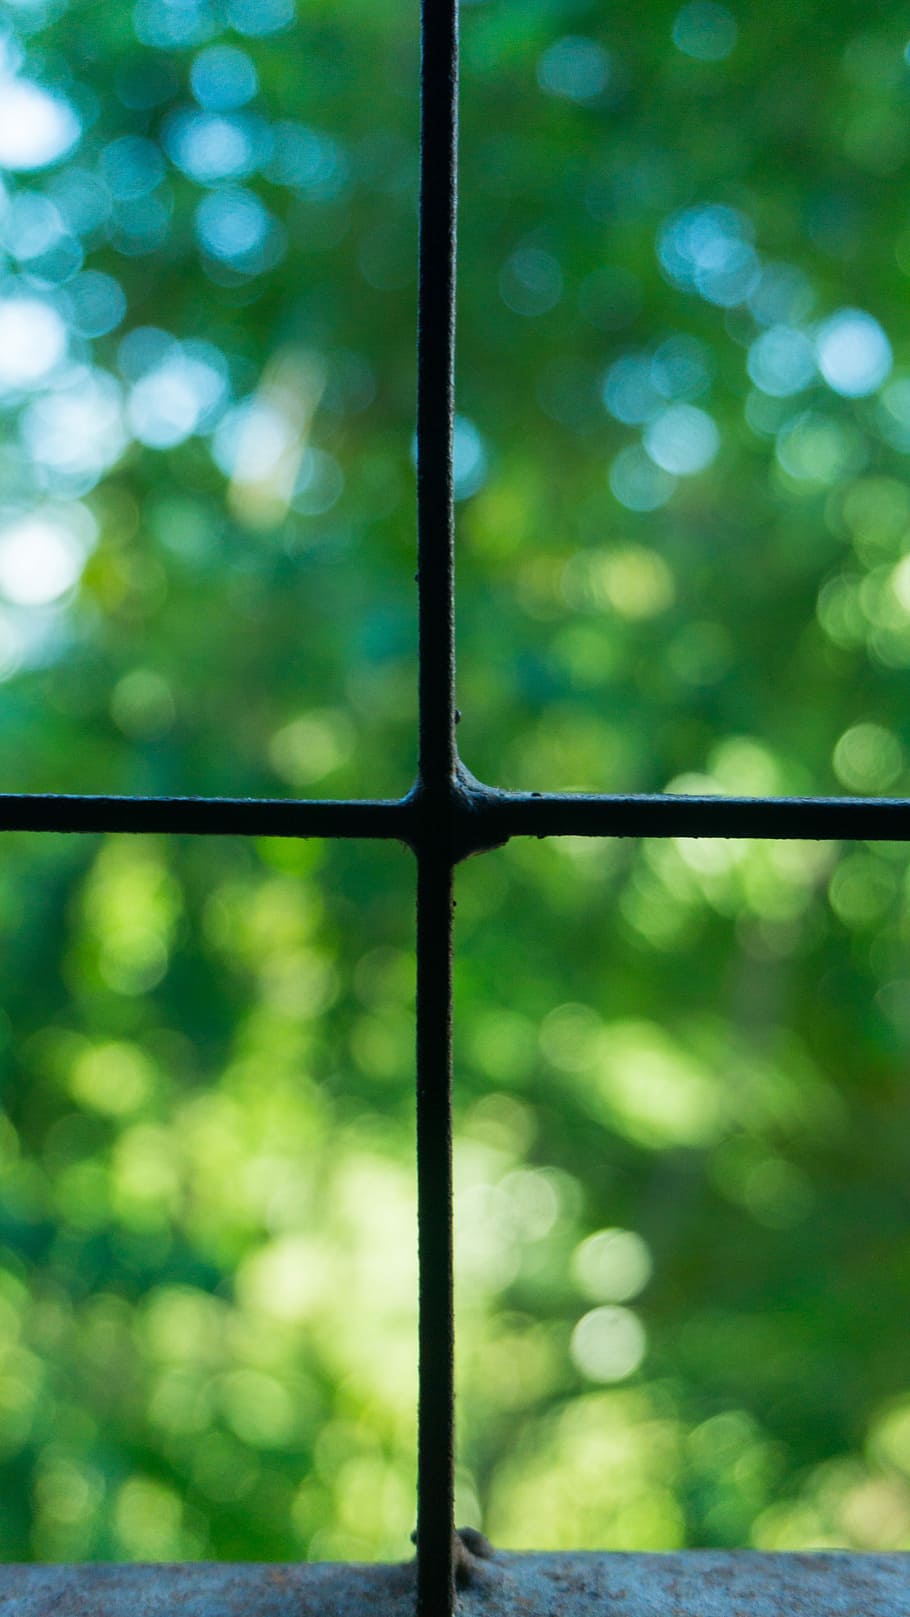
[594,1020,722,1148]
[2,192,64,260]
[165,111,258,185]
[66,272,128,339]
[747,325,816,397]
[570,1306,646,1382]
[877,378,910,451]
[128,349,227,448]
[269,709,354,787]
[212,398,296,482]
[453,415,488,500]
[562,545,674,619]
[602,354,663,425]
[22,369,127,486]
[413,419,487,503]
[0,505,96,606]
[658,204,759,307]
[644,403,719,475]
[0,298,66,388]
[191,44,258,110]
[195,186,272,264]
[265,121,349,197]
[833,722,903,792]
[775,411,864,485]
[816,308,892,397]
[0,79,81,171]
[609,444,676,511]
[69,1042,155,1117]
[572,1229,653,1303]
[226,0,294,37]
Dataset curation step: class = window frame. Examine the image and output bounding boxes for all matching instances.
[2,3,910,1613]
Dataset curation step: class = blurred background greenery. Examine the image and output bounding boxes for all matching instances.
[0,0,909,1565]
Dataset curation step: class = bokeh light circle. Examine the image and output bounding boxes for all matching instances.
[816,309,892,397]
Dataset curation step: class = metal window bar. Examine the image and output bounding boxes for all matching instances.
[1,4,910,1616]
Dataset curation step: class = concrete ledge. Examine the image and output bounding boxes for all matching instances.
[0,1553,907,1615]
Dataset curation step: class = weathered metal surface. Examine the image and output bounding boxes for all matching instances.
[0,1553,907,1616]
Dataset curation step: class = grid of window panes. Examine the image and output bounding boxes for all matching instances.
[0,3,908,1614]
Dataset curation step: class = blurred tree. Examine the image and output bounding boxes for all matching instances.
[0,0,909,1564]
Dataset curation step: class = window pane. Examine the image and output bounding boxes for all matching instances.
[455,838,910,1549]
[0,3,417,797]
[0,835,415,1559]
[457,5,910,800]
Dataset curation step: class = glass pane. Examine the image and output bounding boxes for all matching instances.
[0,835,416,1559]
[455,837,910,1550]
[0,2,417,797]
[457,4,910,802]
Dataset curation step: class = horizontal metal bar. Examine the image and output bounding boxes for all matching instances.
[0,793,413,841]
[2,782,908,853]
[452,778,910,857]
[0,1553,905,1616]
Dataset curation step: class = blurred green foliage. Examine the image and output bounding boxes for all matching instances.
[0,0,909,1566]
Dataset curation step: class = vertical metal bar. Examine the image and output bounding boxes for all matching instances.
[417,0,458,791]
[415,852,455,1617]
[415,1,459,1614]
